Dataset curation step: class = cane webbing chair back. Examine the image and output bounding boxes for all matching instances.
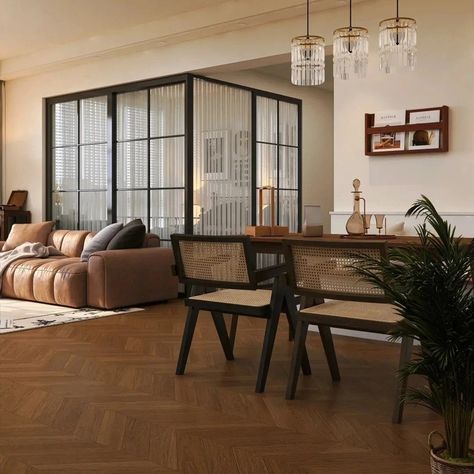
[171,234,257,289]
[283,240,388,303]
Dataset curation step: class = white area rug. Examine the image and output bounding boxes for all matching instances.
[0,298,143,334]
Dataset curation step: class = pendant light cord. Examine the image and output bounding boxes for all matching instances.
[349,0,352,30]
[348,0,353,53]
[395,0,400,44]
[306,0,310,37]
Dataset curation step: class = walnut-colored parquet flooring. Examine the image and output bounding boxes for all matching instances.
[0,299,441,473]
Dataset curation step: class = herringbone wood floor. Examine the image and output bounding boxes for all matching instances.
[0,299,442,473]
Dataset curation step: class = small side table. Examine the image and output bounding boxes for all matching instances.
[0,209,32,240]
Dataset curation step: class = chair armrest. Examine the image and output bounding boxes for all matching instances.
[87,247,178,309]
[255,263,287,283]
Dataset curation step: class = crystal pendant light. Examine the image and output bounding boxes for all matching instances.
[379,0,417,73]
[333,0,369,80]
[291,0,325,86]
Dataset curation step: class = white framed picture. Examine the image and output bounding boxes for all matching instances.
[409,110,440,124]
[232,130,250,187]
[372,132,405,152]
[374,110,406,126]
[202,130,230,180]
[408,129,440,150]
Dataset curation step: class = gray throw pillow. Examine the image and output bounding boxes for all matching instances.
[106,219,146,250]
[80,223,123,262]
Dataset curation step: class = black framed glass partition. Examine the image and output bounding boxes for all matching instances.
[51,96,108,231]
[46,74,302,240]
[256,94,301,232]
[115,83,186,245]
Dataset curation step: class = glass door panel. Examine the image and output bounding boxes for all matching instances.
[51,95,108,230]
[256,95,300,232]
[193,78,252,235]
[115,83,185,244]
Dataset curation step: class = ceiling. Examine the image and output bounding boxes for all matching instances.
[0,0,224,59]
[0,0,355,60]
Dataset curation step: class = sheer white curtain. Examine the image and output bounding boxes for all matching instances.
[193,79,252,235]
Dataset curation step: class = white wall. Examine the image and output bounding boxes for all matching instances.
[209,70,334,230]
[332,0,474,233]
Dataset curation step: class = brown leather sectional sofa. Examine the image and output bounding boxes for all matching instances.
[0,229,178,309]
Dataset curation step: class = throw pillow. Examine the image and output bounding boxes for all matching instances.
[106,219,146,250]
[2,221,55,251]
[80,222,123,262]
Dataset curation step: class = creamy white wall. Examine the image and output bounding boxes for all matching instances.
[208,70,334,230]
[332,0,474,233]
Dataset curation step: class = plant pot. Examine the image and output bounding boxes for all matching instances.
[429,431,474,474]
[430,448,474,474]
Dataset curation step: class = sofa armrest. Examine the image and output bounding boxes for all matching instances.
[87,247,178,309]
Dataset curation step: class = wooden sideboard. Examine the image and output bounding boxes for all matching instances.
[0,209,31,240]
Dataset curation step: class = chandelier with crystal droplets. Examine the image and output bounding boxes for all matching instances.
[291,0,325,86]
[379,0,417,73]
[333,0,369,80]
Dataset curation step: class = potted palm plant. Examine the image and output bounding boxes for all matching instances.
[356,196,474,473]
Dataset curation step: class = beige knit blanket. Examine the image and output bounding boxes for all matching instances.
[0,242,64,289]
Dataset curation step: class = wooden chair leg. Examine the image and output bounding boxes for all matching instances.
[286,312,295,341]
[392,336,414,423]
[255,312,280,393]
[286,320,309,400]
[318,325,341,382]
[176,307,199,375]
[284,292,312,375]
[211,312,234,361]
[229,314,238,351]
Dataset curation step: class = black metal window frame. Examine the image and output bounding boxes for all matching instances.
[254,90,302,228]
[44,73,302,234]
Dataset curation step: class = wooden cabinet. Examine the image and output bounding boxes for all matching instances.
[0,209,31,240]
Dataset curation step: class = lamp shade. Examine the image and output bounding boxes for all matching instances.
[379,16,416,73]
[291,35,325,86]
[333,27,369,80]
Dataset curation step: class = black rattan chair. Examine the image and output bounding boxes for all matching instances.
[171,234,310,393]
[283,239,413,423]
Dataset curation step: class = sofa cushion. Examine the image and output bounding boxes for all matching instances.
[2,256,88,307]
[2,221,55,251]
[48,230,91,257]
[80,223,123,262]
[107,219,146,250]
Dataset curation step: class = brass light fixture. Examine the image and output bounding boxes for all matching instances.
[333,0,369,80]
[379,0,417,73]
[291,0,325,86]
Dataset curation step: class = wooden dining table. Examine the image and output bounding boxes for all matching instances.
[250,233,473,254]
